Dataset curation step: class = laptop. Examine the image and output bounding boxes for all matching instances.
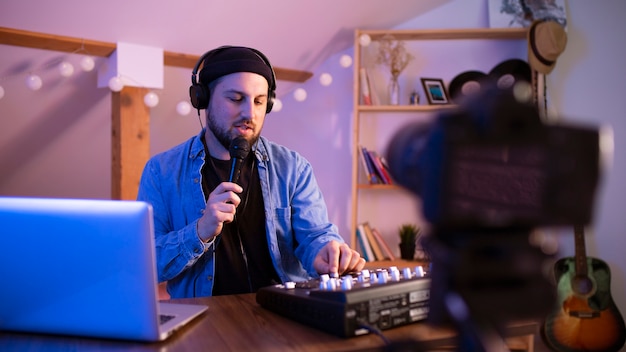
[0,197,207,342]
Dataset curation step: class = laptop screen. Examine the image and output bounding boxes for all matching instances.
[0,197,164,341]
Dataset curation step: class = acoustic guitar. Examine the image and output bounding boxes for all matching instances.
[541,225,626,351]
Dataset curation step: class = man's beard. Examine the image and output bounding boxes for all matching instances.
[206,112,259,151]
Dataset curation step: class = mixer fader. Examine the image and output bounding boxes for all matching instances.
[256,265,431,337]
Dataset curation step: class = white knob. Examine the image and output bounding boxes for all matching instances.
[341,276,353,290]
[403,267,412,279]
[415,266,425,277]
[390,268,401,282]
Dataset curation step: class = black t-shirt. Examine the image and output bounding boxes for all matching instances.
[200,141,281,295]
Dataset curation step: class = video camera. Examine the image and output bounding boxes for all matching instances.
[386,84,608,349]
[387,85,603,231]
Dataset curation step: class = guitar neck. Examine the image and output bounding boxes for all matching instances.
[574,225,588,277]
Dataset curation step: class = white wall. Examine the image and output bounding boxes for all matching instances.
[1,0,625,317]
[557,0,626,319]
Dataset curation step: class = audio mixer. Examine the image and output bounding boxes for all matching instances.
[256,265,431,338]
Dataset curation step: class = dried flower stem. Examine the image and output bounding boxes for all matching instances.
[376,34,414,79]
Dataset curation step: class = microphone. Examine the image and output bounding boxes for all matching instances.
[228,136,250,184]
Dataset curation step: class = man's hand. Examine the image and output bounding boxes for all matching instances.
[313,240,366,275]
[197,182,242,242]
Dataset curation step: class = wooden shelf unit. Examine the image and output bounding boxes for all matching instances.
[350,27,528,252]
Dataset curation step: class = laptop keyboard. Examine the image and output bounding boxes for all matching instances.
[159,314,176,325]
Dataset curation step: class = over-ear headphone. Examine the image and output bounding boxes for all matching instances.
[189,46,276,114]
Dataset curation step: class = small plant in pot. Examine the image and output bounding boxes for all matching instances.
[398,223,420,260]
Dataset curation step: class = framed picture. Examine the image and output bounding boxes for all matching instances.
[421,78,449,105]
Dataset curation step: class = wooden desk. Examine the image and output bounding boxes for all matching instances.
[0,293,536,351]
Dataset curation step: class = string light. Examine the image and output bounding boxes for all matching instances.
[272,98,283,112]
[339,54,352,68]
[1,37,348,110]
[144,91,159,108]
[359,34,372,47]
[319,73,333,86]
[293,88,307,102]
[176,101,192,116]
[25,74,43,91]
[0,37,99,98]
[108,76,124,92]
[80,56,95,72]
[58,61,75,77]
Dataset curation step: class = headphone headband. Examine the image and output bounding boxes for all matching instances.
[189,46,276,113]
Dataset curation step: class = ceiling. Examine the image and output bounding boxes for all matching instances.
[1,0,449,94]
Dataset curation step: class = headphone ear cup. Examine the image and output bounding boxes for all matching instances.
[266,90,275,114]
[189,83,210,110]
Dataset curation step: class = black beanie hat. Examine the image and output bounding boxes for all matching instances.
[198,46,275,90]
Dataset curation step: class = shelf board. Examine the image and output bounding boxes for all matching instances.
[357,184,403,190]
[358,28,528,41]
[358,104,457,113]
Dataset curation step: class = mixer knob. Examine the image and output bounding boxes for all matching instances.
[415,266,425,277]
[329,277,339,290]
[378,271,388,284]
[402,267,412,280]
[341,275,353,290]
[358,269,370,283]
[370,272,378,283]
[390,267,401,282]
[285,281,296,289]
[319,274,330,290]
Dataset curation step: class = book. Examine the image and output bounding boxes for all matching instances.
[368,71,380,106]
[354,229,367,261]
[356,223,375,261]
[367,150,393,184]
[371,227,397,260]
[362,222,385,260]
[358,144,373,184]
[359,145,380,184]
[359,68,372,106]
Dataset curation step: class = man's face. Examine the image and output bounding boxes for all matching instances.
[206,72,269,150]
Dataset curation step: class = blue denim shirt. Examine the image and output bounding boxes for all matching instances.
[137,129,344,298]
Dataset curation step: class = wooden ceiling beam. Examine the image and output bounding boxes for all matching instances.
[0,26,313,83]
[0,26,116,57]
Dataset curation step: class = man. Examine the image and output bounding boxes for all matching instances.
[137,46,364,298]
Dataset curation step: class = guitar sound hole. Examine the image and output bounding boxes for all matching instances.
[572,275,594,295]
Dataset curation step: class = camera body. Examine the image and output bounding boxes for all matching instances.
[387,86,603,232]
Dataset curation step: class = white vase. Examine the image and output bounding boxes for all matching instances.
[388,76,400,105]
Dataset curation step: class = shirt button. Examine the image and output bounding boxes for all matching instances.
[206,275,213,281]
[194,178,199,183]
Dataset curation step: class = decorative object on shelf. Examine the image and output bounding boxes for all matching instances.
[375,34,414,105]
[488,58,531,89]
[359,68,373,106]
[398,223,420,260]
[448,70,488,104]
[388,77,400,106]
[420,78,450,105]
[409,90,420,105]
